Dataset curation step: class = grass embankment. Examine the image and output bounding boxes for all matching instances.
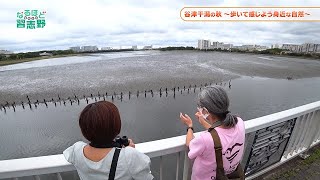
[0,48,137,67]
[265,146,320,180]
[0,54,80,67]
[160,47,320,60]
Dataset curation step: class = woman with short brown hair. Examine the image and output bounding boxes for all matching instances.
[63,101,154,180]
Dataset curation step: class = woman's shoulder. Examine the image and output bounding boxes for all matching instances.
[193,131,213,145]
[70,141,87,151]
[235,116,245,129]
[63,141,87,163]
[122,146,148,157]
[120,147,151,168]
[236,116,244,123]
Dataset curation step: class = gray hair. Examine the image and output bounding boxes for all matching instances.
[197,85,237,128]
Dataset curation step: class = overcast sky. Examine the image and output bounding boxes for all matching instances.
[0,0,319,52]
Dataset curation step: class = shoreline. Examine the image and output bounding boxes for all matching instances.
[0,54,83,67]
[1,48,320,67]
[159,47,320,61]
[0,49,137,67]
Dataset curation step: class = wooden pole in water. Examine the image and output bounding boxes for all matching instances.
[44,99,48,107]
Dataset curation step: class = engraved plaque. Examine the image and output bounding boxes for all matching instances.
[244,118,296,176]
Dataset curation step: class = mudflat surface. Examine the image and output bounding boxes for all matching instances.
[1,50,320,105]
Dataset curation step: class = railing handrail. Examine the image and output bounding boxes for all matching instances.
[245,101,320,133]
[1,101,320,179]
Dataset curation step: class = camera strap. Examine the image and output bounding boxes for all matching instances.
[89,142,122,148]
[108,148,121,180]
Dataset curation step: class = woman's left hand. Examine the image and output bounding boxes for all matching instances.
[180,112,193,127]
[128,139,135,148]
[195,112,211,130]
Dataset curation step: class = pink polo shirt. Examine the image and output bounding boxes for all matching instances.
[188,117,245,180]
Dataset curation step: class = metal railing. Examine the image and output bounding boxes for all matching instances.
[1,101,320,180]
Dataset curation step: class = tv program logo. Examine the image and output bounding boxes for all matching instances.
[17,10,46,29]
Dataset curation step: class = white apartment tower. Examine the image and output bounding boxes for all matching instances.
[198,40,210,50]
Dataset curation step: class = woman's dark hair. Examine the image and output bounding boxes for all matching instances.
[198,85,238,128]
[79,101,121,144]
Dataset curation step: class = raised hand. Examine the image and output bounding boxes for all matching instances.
[179,112,193,127]
[195,111,211,130]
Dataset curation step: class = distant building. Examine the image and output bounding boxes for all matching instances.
[211,41,223,49]
[101,47,112,50]
[271,44,280,49]
[143,45,153,50]
[81,46,98,52]
[198,40,210,50]
[39,52,53,56]
[132,45,138,50]
[70,46,81,52]
[230,44,269,51]
[222,43,233,50]
[0,50,13,55]
[238,45,255,51]
[300,43,320,53]
[199,41,234,50]
[281,44,301,52]
[254,45,269,51]
[281,43,320,53]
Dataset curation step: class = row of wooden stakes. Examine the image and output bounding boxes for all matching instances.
[0,81,232,113]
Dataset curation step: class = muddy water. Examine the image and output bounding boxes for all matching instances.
[1,51,320,105]
[1,51,320,179]
[1,76,320,161]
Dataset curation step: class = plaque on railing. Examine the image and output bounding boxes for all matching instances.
[244,118,296,176]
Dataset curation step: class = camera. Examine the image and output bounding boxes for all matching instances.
[115,136,129,147]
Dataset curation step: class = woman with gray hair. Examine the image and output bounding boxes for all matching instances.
[179,85,245,180]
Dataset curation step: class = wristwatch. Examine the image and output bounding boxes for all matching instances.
[187,127,194,132]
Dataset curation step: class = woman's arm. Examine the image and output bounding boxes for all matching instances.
[180,113,194,146]
[186,126,194,147]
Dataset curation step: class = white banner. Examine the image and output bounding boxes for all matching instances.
[180,7,320,22]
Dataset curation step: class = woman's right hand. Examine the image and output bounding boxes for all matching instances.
[195,112,211,130]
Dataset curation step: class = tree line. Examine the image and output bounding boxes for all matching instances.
[0,49,136,61]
